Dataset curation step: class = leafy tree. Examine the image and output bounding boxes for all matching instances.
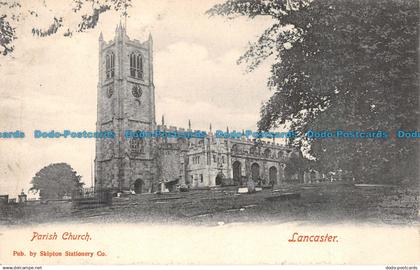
[0,0,131,56]
[208,0,419,183]
[30,163,84,200]
[284,151,306,182]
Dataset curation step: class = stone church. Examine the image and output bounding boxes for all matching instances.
[95,25,300,193]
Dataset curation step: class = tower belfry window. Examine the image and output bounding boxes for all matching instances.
[105,52,115,79]
[130,52,143,79]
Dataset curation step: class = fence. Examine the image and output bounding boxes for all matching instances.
[71,188,113,209]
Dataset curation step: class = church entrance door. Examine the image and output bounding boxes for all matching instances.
[134,179,144,194]
[215,173,224,186]
[232,161,242,185]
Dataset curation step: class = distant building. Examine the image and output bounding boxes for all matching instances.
[95,24,299,193]
[0,195,9,205]
[18,190,27,204]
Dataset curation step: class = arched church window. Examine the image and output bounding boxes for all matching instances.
[263,148,271,158]
[130,52,143,79]
[231,144,238,153]
[105,52,115,79]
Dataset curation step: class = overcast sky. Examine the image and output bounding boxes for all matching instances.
[0,0,276,197]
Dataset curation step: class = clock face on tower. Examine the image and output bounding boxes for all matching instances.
[132,84,142,98]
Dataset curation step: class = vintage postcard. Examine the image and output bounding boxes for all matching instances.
[0,0,419,267]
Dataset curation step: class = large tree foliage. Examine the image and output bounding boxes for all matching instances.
[30,163,83,200]
[284,151,306,182]
[208,0,419,183]
[0,0,131,56]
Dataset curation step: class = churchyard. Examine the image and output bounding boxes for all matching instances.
[0,182,418,226]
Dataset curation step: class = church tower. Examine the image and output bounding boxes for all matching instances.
[95,24,157,193]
